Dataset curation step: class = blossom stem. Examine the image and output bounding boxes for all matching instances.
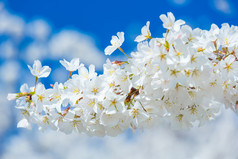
[34,77,38,92]
[165,29,170,41]
[118,47,130,58]
[68,71,73,80]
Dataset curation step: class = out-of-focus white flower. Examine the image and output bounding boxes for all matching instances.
[218,23,238,48]
[159,12,185,31]
[59,58,80,72]
[27,60,51,78]
[7,93,17,100]
[17,118,32,130]
[78,64,97,80]
[220,55,238,80]
[104,32,124,55]
[47,82,64,112]
[32,83,46,113]
[128,101,149,127]
[135,21,152,42]
[100,112,122,127]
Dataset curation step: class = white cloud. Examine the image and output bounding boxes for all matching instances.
[23,42,48,63]
[167,0,190,6]
[0,9,25,39]
[2,109,238,159]
[0,41,17,59]
[0,92,12,137]
[0,61,19,137]
[48,30,106,69]
[172,0,188,5]
[25,19,51,41]
[22,29,106,69]
[0,60,20,83]
[22,30,106,69]
[213,0,233,14]
[0,4,106,69]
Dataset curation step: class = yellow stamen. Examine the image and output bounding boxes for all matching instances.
[42,117,49,124]
[92,88,99,94]
[132,108,139,118]
[191,55,197,63]
[170,69,180,77]
[37,94,44,102]
[176,114,183,122]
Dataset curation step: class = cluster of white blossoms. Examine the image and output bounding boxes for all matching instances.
[8,12,238,136]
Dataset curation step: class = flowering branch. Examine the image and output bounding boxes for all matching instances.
[8,12,238,136]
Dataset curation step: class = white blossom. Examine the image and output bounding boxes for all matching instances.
[27,60,51,78]
[159,12,185,32]
[78,64,97,80]
[59,58,80,72]
[32,83,46,113]
[104,32,124,55]
[135,21,152,42]
[7,93,17,100]
[9,12,238,136]
[17,118,32,130]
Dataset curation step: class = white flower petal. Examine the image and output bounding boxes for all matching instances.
[105,46,117,55]
[135,35,147,42]
[159,14,168,24]
[17,118,32,130]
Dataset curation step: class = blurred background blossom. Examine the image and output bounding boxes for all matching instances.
[0,0,238,158]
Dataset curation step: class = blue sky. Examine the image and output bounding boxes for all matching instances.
[3,0,238,53]
[1,0,238,158]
